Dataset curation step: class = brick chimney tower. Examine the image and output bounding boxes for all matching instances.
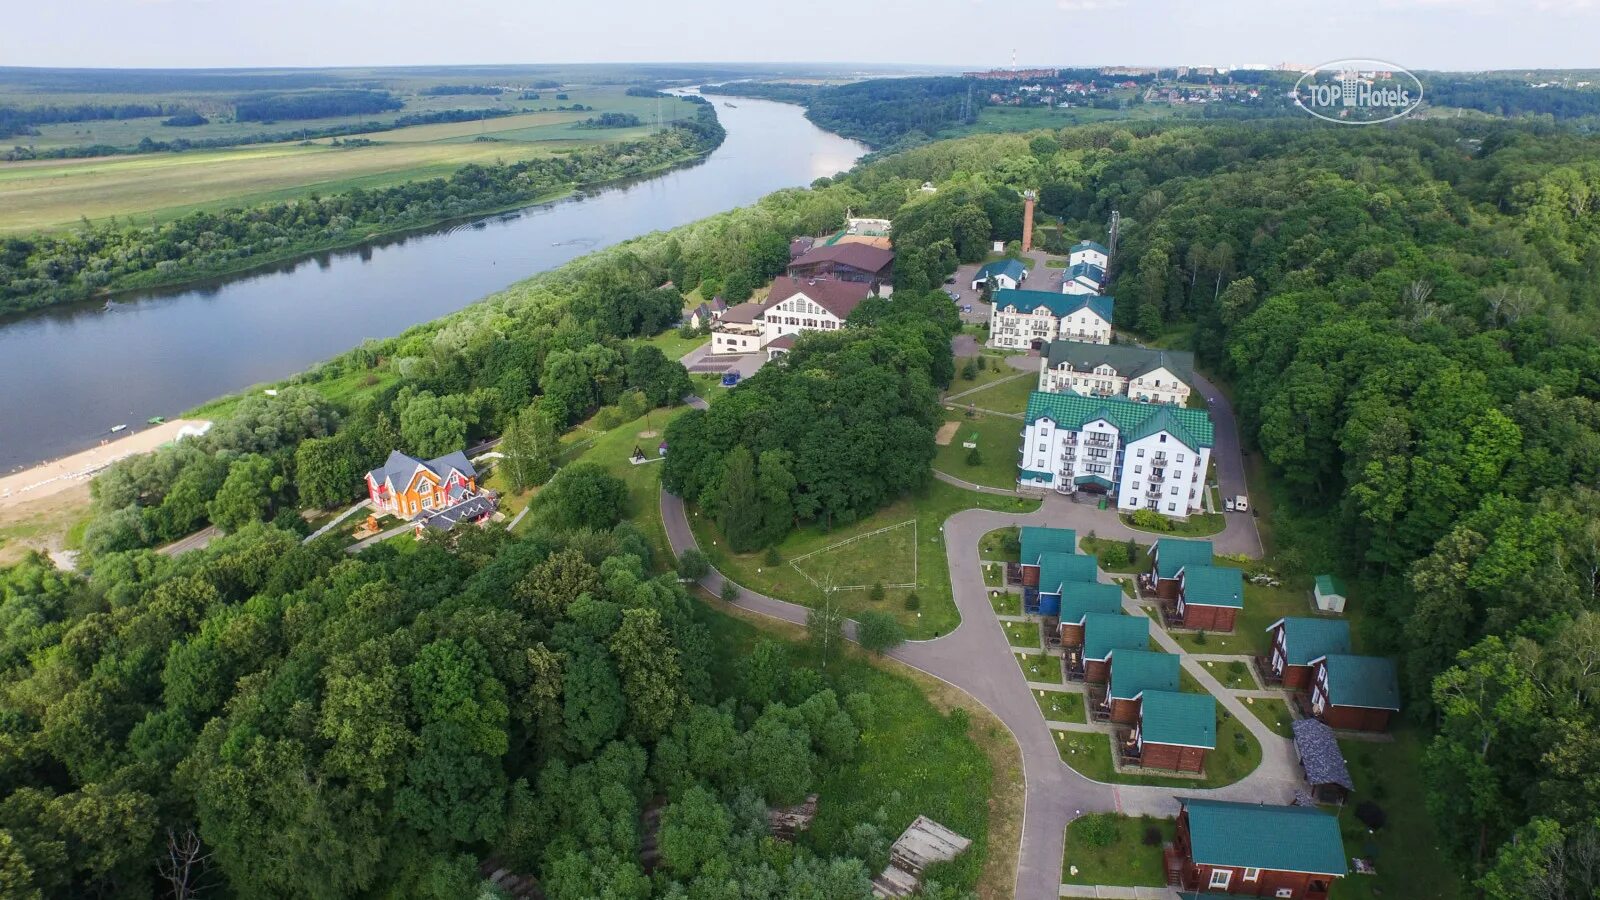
[1022,190,1037,252]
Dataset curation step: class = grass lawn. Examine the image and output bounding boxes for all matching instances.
[1018,652,1062,684]
[1062,814,1175,887]
[1168,581,1317,656]
[982,563,1007,588]
[933,410,1024,489]
[990,591,1020,616]
[629,328,707,362]
[979,526,1019,562]
[691,480,1039,639]
[1004,621,1040,648]
[1120,511,1226,538]
[1196,657,1258,690]
[957,373,1037,416]
[1243,697,1295,738]
[1036,689,1086,724]
[0,486,94,566]
[1336,726,1464,900]
[1080,535,1150,574]
[699,601,1002,895]
[948,357,1026,395]
[1056,708,1262,789]
[790,521,916,592]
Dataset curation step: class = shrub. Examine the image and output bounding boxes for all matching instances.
[1000,530,1021,556]
[1129,508,1174,532]
[720,581,741,603]
[1193,629,1207,646]
[856,609,906,654]
[961,360,977,380]
[965,446,983,467]
[676,548,710,580]
[903,592,921,611]
[764,546,782,566]
[869,581,886,603]
[1099,542,1130,568]
[1355,801,1387,830]
[1076,814,1117,848]
[1125,537,1138,562]
[976,355,988,370]
[1142,825,1163,846]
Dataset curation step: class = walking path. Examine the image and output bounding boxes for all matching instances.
[944,370,1034,403]
[302,502,366,544]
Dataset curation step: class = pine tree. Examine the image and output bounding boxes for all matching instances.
[713,446,763,552]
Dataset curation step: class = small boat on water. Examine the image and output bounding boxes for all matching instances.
[724,102,737,108]
[110,424,127,434]
[147,416,165,425]
[103,301,114,311]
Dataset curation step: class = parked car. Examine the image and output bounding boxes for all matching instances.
[947,291,961,301]
[962,304,973,313]
[1234,495,1249,513]
[944,276,957,285]
[1224,496,1236,512]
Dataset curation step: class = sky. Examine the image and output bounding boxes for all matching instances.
[3,0,1598,72]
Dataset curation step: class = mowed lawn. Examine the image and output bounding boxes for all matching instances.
[691,480,1040,639]
[934,410,1024,489]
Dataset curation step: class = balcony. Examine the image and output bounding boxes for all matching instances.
[1085,435,1114,448]
[1152,453,1168,464]
[1148,470,1166,484]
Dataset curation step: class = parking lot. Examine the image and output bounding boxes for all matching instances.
[950,248,1067,326]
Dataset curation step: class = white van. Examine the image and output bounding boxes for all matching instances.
[1234,495,1249,514]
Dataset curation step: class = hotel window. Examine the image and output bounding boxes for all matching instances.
[1208,869,1232,889]
[1168,503,1177,512]
[1243,868,1261,883]
[1136,448,1145,457]
[1133,465,1142,474]
[1132,482,1140,490]
[1170,486,1179,495]
[1177,453,1185,463]
[1039,444,1046,452]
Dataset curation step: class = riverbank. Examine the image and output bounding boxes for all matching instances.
[0,418,212,508]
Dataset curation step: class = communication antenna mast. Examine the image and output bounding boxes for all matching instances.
[1011,48,1017,72]
[1107,210,1121,264]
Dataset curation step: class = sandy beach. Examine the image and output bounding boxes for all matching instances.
[0,419,211,509]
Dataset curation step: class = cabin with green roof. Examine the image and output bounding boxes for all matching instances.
[1313,574,1347,613]
[1171,564,1245,632]
[1056,582,1126,647]
[1146,538,1215,600]
[1128,690,1216,773]
[1077,613,1150,683]
[1265,618,1352,689]
[1309,654,1400,733]
[1018,526,1076,584]
[1172,798,1346,898]
[1102,649,1180,724]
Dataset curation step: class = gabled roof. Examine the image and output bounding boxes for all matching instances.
[1315,574,1347,597]
[1153,538,1214,579]
[1074,474,1113,490]
[1128,405,1207,453]
[366,450,477,491]
[1139,690,1215,748]
[1026,393,1215,450]
[1019,526,1076,566]
[1083,613,1148,661]
[788,242,894,275]
[1043,342,1195,384]
[420,494,497,531]
[1067,261,1105,284]
[1292,719,1354,791]
[718,299,770,325]
[1270,617,1351,666]
[975,258,1028,282]
[764,276,874,319]
[1181,565,1244,609]
[1316,654,1401,711]
[1108,649,1180,700]
[1059,583,1126,624]
[1072,239,1109,255]
[1181,799,1346,876]
[999,287,1115,325]
[1038,552,1099,594]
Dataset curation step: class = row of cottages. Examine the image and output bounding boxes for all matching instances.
[1017,392,1214,519]
[988,289,1114,349]
[364,450,498,534]
[1263,617,1402,733]
[1143,538,1245,630]
[710,277,874,357]
[1168,798,1346,898]
[1036,341,1195,406]
[1101,649,1217,774]
[1027,550,1099,616]
[971,257,1029,292]
[1016,525,1078,590]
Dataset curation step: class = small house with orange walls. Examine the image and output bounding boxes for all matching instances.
[365,450,479,520]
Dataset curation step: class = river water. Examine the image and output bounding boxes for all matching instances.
[0,96,866,469]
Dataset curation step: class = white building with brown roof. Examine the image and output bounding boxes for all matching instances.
[710,277,873,356]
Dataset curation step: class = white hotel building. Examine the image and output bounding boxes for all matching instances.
[1018,391,1214,517]
[988,288,1114,350]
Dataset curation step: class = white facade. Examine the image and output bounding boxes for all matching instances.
[710,283,861,356]
[1070,244,1109,270]
[989,295,1113,349]
[1063,275,1101,295]
[1020,415,1210,517]
[974,272,1023,292]
[1039,360,1192,405]
[760,293,846,342]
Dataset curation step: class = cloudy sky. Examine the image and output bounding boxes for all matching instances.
[4,0,1597,71]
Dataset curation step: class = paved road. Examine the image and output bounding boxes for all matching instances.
[156,524,219,557]
[662,474,1297,899]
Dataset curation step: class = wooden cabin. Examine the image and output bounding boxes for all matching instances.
[1144,537,1213,600]
[1103,649,1180,724]
[1172,564,1244,632]
[1018,526,1077,589]
[1309,654,1400,733]
[1056,583,1125,648]
[1078,613,1149,683]
[1170,798,1346,898]
[1264,618,1351,689]
[1030,551,1099,616]
[1127,690,1215,773]
[1292,719,1354,805]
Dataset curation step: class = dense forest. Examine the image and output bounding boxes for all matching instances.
[0,99,725,315]
[0,101,177,138]
[1428,77,1600,122]
[703,77,984,150]
[232,89,404,122]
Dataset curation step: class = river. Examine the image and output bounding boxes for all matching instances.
[0,95,866,470]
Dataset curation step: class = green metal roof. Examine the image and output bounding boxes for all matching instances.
[1181,565,1244,609]
[1320,654,1401,711]
[1272,617,1351,666]
[1182,799,1347,876]
[1139,690,1215,748]
[1019,469,1054,484]
[1153,538,1214,579]
[1059,583,1126,624]
[1038,552,1099,594]
[1315,574,1347,597]
[1073,239,1109,255]
[993,289,1114,324]
[1020,526,1076,566]
[1083,612,1149,661]
[1108,649,1180,701]
[1025,391,1214,450]
[976,258,1028,282]
[1074,474,1113,490]
[1043,341,1195,384]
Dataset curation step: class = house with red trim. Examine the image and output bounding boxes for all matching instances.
[1262,618,1351,690]
[1122,690,1215,773]
[1168,798,1345,898]
[365,449,496,534]
[1169,564,1244,632]
[1306,654,1400,733]
[1076,613,1149,683]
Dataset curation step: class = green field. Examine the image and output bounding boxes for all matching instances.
[1062,814,1175,887]
[935,410,1024,489]
[0,86,700,231]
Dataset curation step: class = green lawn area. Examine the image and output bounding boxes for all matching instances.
[1036,689,1086,724]
[628,328,707,362]
[957,373,1036,416]
[1168,581,1316,656]
[1120,511,1226,538]
[948,357,1027,395]
[1018,652,1062,684]
[1056,707,1263,789]
[982,563,1007,588]
[1243,697,1295,738]
[1004,621,1040,648]
[1080,535,1150,574]
[990,591,1020,616]
[1061,814,1175,887]
[187,364,402,420]
[1336,727,1464,900]
[699,603,994,894]
[979,526,1019,562]
[790,521,916,593]
[1196,657,1258,690]
[934,410,1023,489]
[691,479,1039,639]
